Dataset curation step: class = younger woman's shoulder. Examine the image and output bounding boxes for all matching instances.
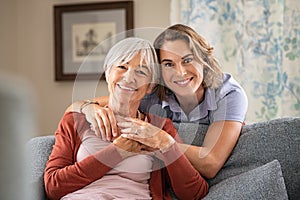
[139,91,161,113]
[217,73,246,96]
[222,73,242,88]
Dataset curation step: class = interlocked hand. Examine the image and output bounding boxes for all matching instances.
[117,116,175,152]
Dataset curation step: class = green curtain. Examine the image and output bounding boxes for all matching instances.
[171,0,300,122]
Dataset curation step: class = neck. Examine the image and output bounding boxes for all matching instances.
[108,97,140,118]
[175,86,205,114]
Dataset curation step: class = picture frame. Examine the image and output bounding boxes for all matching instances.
[54,1,134,81]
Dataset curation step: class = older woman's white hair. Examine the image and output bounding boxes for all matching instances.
[104,37,159,84]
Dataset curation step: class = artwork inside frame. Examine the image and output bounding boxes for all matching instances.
[54,1,134,81]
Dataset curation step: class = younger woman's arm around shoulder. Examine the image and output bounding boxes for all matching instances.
[178,120,243,178]
[64,96,118,140]
[65,96,109,113]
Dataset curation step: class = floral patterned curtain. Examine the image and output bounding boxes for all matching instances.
[171,0,300,122]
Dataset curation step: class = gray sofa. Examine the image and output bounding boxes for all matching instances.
[27,117,300,200]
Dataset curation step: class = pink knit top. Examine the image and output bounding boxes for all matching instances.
[62,129,153,199]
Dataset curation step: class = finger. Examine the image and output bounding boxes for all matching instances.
[121,133,143,141]
[97,117,107,141]
[117,121,134,128]
[121,128,140,135]
[106,108,118,137]
[140,144,157,152]
[97,110,112,141]
[92,115,101,137]
[115,115,130,122]
[120,128,130,134]
[121,116,142,122]
[117,115,143,124]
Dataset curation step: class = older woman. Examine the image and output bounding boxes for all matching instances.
[44,37,208,200]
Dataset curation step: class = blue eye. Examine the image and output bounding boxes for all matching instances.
[162,62,173,67]
[184,57,193,63]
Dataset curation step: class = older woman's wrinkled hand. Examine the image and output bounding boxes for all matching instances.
[112,136,153,159]
[117,117,175,153]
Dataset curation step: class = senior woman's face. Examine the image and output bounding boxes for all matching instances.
[107,52,153,104]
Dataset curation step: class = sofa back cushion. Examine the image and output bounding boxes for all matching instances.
[203,160,288,200]
[174,117,300,200]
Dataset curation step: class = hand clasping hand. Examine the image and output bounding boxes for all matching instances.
[117,117,175,153]
[82,104,118,141]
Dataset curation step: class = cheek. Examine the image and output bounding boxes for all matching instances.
[107,73,118,92]
[137,75,152,86]
[192,63,204,78]
[161,69,170,81]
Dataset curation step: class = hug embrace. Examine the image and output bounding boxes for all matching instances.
[44,24,247,199]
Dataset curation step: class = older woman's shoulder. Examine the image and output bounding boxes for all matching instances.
[59,112,90,135]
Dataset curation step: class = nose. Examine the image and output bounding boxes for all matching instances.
[175,62,187,76]
[123,68,135,82]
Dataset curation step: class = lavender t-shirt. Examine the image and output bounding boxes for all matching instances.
[140,73,248,124]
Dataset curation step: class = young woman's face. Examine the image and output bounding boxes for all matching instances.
[159,39,204,97]
[107,53,153,104]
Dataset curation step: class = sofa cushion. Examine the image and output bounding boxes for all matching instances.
[203,160,288,200]
[174,117,300,200]
[26,135,55,200]
[27,135,55,181]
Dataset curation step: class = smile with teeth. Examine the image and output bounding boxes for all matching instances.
[117,84,137,91]
[174,77,193,85]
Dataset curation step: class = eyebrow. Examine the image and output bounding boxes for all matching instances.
[161,54,193,63]
[161,59,172,63]
[123,61,149,70]
[182,54,193,59]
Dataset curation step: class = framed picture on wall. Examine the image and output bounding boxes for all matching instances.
[54,1,134,81]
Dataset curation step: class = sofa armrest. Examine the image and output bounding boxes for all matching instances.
[26,135,55,200]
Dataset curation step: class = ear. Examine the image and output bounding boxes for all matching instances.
[102,64,110,82]
[105,68,109,83]
[146,83,157,94]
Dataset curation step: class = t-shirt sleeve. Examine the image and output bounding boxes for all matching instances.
[211,77,248,123]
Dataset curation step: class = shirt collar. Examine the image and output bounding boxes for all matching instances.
[162,88,217,121]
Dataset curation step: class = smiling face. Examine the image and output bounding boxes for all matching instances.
[160,39,204,97]
[107,52,153,109]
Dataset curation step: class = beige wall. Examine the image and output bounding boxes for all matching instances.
[0,0,170,136]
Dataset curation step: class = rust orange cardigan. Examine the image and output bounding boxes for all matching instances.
[44,112,208,200]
